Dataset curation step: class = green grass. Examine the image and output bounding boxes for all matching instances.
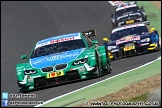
[128,93,148,102]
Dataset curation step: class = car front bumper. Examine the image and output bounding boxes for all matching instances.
[18,65,98,92]
[108,43,157,60]
[117,19,149,27]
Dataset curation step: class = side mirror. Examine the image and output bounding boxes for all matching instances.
[92,40,98,45]
[21,55,27,59]
[143,21,150,25]
[141,6,144,10]
[150,28,155,33]
[103,38,110,42]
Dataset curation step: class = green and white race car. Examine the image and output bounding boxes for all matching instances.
[16,29,112,92]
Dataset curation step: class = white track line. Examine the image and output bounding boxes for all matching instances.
[35,56,161,107]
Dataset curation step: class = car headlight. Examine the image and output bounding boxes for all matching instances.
[24,70,37,75]
[73,58,88,65]
[108,46,117,50]
[140,38,150,42]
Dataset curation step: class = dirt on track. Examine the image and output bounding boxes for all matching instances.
[74,1,161,107]
[151,1,161,11]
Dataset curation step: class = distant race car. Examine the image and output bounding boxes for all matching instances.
[16,30,112,93]
[103,22,161,60]
[110,1,149,28]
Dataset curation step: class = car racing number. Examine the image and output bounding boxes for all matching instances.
[126,20,134,24]
[47,71,64,78]
[124,44,135,51]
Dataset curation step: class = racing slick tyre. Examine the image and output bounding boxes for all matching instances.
[103,62,112,74]
[107,62,112,74]
[106,49,112,74]
[96,64,101,77]
[155,39,161,51]
[102,49,112,74]
[96,52,101,77]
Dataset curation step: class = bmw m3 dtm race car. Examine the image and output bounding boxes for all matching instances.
[110,1,149,28]
[16,30,112,92]
[103,22,161,60]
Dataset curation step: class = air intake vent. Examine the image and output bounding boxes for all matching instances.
[41,66,53,72]
[55,64,67,70]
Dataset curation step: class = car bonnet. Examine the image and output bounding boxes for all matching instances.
[30,48,86,68]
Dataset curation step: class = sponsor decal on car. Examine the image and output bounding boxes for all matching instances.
[28,78,34,83]
[109,1,124,6]
[111,49,119,52]
[47,53,79,61]
[28,75,41,79]
[17,69,23,72]
[140,43,149,46]
[35,36,81,49]
[91,57,96,60]
[47,71,64,78]
[16,66,24,70]
[17,72,21,75]
[116,4,137,11]
[50,37,75,44]
[72,66,84,70]
[126,20,134,24]
[29,86,34,89]
[124,43,135,51]
[116,36,140,45]
[33,61,42,64]
[112,23,145,33]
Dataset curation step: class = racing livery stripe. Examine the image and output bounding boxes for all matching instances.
[35,36,81,49]
[37,33,80,45]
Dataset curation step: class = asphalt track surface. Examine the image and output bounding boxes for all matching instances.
[1,1,161,107]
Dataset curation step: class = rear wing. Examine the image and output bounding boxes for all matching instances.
[82,29,97,37]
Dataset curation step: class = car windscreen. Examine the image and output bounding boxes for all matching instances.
[110,26,148,41]
[116,6,139,16]
[30,39,86,59]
